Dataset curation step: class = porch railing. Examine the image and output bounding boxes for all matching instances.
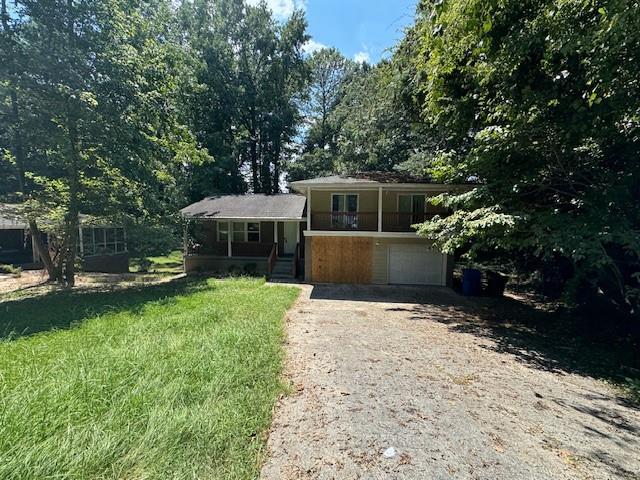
[292,242,300,278]
[308,211,439,232]
[311,212,378,231]
[187,241,275,257]
[382,212,437,232]
[267,243,277,275]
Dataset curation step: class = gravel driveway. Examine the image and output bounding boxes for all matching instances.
[261,284,640,480]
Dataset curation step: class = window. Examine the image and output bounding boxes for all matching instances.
[219,222,260,242]
[81,227,126,256]
[398,194,426,214]
[218,223,229,242]
[247,222,260,242]
[331,194,358,213]
[331,194,358,228]
[233,222,245,242]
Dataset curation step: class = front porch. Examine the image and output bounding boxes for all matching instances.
[182,219,303,278]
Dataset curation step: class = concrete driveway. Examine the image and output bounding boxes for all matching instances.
[261,284,640,480]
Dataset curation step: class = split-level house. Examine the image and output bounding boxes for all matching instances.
[180,173,460,285]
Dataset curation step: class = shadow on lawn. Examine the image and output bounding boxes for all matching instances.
[0,277,209,341]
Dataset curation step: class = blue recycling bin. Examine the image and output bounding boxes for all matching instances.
[462,268,482,296]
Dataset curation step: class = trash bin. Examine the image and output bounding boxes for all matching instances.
[486,270,508,297]
[462,268,482,296]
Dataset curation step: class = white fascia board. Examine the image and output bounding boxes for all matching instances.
[186,216,305,222]
[302,230,422,239]
[290,184,461,193]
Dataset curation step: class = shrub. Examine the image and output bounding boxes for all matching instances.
[0,264,22,277]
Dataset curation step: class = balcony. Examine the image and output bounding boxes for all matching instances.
[382,212,436,232]
[311,212,378,231]
[309,212,436,232]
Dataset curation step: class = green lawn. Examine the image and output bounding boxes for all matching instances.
[0,278,299,479]
[130,250,184,275]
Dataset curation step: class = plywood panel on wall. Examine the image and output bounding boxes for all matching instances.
[310,236,373,284]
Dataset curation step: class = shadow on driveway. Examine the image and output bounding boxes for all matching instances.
[310,282,640,408]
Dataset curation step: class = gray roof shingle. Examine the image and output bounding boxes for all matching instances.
[289,172,434,187]
[180,194,306,220]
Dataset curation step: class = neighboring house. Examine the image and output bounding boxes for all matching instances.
[0,203,129,273]
[180,173,460,285]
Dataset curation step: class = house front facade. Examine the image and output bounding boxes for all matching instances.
[180,174,459,285]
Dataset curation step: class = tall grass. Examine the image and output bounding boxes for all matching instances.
[0,277,299,479]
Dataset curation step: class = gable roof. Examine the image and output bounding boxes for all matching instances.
[180,194,306,220]
[289,172,434,188]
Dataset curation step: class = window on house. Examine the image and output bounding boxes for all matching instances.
[218,222,229,242]
[233,222,245,242]
[331,194,358,228]
[220,222,260,242]
[247,222,260,242]
[81,227,126,255]
[398,194,426,213]
[332,194,358,213]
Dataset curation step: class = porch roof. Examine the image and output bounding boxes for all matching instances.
[180,194,306,221]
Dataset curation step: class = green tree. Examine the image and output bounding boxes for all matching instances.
[0,0,209,285]
[404,0,640,316]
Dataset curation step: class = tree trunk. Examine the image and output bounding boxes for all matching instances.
[64,98,81,287]
[62,0,80,288]
[28,220,58,280]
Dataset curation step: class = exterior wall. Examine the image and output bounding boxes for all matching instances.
[184,255,269,275]
[0,229,24,249]
[261,221,274,245]
[382,190,449,214]
[310,189,378,214]
[82,253,130,273]
[195,220,277,247]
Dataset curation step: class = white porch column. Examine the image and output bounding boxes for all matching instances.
[306,187,311,230]
[377,187,383,232]
[78,226,84,255]
[227,220,232,257]
[274,220,279,258]
[182,223,188,255]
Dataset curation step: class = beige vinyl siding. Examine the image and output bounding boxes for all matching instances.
[310,190,378,214]
[381,190,449,213]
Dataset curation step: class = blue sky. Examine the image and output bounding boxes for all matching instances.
[249,0,418,63]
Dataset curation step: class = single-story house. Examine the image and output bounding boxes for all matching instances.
[0,203,129,273]
[180,173,461,285]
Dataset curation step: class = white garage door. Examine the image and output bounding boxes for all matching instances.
[388,244,445,285]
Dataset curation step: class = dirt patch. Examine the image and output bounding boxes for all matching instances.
[261,284,640,480]
[0,269,182,297]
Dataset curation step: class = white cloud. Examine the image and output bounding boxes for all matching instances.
[303,38,327,55]
[354,51,371,64]
[246,0,305,19]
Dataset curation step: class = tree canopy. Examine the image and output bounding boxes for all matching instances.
[1,0,638,317]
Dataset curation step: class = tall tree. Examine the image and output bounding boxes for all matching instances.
[0,0,209,285]
[403,0,640,317]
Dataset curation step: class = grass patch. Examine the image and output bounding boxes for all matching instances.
[130,250,183,275]
[0,277,299,479]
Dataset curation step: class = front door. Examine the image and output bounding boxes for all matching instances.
[283,222,298,255]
